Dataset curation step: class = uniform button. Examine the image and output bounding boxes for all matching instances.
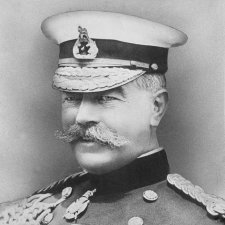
[151,63,158,70]
[143,190,158,202]
[128,216,144,225]
[62,186,73,198]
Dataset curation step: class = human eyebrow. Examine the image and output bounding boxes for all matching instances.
[101,86,126,98]
[63,92,82,97]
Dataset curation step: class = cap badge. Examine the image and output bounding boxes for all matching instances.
[73,26,98,59]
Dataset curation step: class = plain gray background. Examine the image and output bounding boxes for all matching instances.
[0,0,224,202]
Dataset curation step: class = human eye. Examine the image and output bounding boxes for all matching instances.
[97,95,120,104]
[63,94,83,104]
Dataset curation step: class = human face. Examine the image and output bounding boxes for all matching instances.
[61,83,155,174]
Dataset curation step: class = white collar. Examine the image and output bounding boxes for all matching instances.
[138,147,164,158]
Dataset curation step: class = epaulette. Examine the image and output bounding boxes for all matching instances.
[0,171,88,225]
[167,173,225,219]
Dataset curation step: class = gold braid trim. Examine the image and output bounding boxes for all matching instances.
[0,171,87,224]
[53,67,145,92]
[0,187,72,225]
[33,170,87,195]
[167,174,225,218]
[0,193,52,225]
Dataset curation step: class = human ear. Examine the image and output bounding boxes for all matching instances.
[150,89,168,126]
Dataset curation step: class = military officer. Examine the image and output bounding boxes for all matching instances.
[1,11,225,225]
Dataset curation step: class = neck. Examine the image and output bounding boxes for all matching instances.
[89,149,169,195]
[139,128,159,157]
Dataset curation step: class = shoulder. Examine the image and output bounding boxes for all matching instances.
[75,174,225,225]
[0,171,87,225]
[126,174,225,225]
[167,174,225,219]
[32,170,88,195]
[1,172,224,225]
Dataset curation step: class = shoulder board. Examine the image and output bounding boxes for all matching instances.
[167,173,225,219]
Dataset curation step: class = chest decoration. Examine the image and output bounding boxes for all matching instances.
[0,187,72,225]
[63,189,96,223]
[0,187,96,225]
[167,174,225,219]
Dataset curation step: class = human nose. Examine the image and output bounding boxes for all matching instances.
[76,98,100,125]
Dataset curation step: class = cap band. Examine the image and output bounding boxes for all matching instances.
[59,58,150,69]
[59,39,168,73]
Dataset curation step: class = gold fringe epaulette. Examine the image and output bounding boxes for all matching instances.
[167,173,225,219]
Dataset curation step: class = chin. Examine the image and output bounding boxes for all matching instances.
[75,151,119,175]
[71,141,136,175]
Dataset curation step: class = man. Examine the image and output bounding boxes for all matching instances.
[0,11,225,225]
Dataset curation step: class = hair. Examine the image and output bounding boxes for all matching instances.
[131,73,167,94]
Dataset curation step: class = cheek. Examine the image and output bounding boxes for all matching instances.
[61,105,78,129]
[102,98,153,140]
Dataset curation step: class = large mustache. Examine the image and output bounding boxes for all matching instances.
[55,122,130,148]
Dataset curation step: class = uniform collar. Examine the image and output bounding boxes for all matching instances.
[88,149,169,195]
[138,147,164,158]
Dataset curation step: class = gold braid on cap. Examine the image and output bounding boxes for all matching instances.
[53,67,145,92]
[167,174,225,219]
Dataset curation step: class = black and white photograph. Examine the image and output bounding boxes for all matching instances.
[0,0,224,224]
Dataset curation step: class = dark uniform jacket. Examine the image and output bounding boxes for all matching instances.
[1,150,224,225]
